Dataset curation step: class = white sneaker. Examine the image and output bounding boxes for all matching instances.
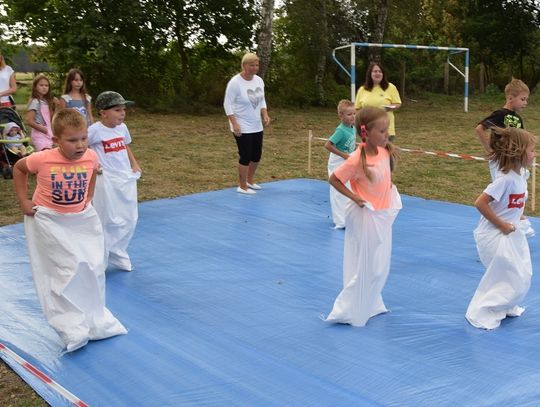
[247,182,262,190]
[237,186,256,195]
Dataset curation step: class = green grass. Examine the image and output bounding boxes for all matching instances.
[2,94,540,226]
[1,93,540,405]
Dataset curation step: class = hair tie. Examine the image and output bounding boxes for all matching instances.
[360,124,368,141]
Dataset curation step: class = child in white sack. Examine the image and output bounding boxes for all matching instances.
[13,108,127,352]
[466,126,536,330]
[324,99,356,229]
[88,91,141,271]
[325,107,401,327]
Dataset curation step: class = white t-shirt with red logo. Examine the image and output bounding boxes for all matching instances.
[479,170,526,230]
[88,121,132,171]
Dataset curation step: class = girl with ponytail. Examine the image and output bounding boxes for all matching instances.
[466,127,536,330]
[325,106,402,327]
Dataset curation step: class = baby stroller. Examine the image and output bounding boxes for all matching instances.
[0,107,33,179]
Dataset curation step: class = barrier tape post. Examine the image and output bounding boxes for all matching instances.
[0,342,88,407]
[532,157,536,211]
[308,130,313,175]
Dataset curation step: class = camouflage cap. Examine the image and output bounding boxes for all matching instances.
[95,91,134,111]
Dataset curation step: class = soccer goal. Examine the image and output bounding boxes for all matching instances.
[332,42,470,112]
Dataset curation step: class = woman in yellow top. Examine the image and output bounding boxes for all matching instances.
[355,63,402,141]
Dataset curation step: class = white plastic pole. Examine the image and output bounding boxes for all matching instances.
[350,44,356,102]
[532,158,536,211]
[308,130,313,175]
[464,50,469,112]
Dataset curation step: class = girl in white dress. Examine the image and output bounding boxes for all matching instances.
[466,126,536,329]
[325,107,401,327]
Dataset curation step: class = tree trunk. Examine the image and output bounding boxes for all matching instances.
[315,0,329,104]
[256,0,275,79]
[369,0,390,63]
[171,0,190,79]
[479,63,485,94]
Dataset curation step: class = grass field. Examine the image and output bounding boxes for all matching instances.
[1,93,540,405]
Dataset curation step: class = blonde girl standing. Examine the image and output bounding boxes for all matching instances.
[59,68,94,126]
[466,127,536,330]
[325,107,402,327]
[26,74,56,151]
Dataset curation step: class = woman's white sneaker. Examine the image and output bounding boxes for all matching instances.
[237,186,256,195]
[247,182,262,190]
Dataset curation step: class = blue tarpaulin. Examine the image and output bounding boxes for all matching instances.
[1,179,539,406]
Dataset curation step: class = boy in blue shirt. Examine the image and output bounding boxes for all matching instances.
[325,99,357,229]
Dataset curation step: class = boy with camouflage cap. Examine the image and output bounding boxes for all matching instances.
[89,91,141,271]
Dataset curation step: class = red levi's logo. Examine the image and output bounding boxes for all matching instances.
[508,193,526,208]
[102,137,126,153]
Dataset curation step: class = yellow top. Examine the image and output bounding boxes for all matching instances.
[355,83,401,136]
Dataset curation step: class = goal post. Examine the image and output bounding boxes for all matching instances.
[332,42,470,112]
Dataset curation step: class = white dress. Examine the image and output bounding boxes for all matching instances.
[466,170,532,329]
[326,186,402,326]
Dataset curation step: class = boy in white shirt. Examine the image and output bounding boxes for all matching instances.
[89,91,141,271]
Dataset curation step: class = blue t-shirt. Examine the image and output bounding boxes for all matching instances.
[328,123,356,154]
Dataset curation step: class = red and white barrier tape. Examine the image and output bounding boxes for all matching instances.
[311,135,539,165]
[0,342,89,407]
[397,147,487,162]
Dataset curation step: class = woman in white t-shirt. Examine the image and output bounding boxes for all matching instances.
[224,52,271,195]
[0,51,17,108]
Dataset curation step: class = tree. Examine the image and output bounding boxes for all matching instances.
[154,0,258,79]
[271,0,371,105]
[2,0,258,107]
[368,0,391,63]
[256,0,275,79]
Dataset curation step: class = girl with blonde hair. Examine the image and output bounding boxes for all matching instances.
[466,127,536,329]
[325,106,401,327]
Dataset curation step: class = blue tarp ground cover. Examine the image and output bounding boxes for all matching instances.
[1,179,540,406]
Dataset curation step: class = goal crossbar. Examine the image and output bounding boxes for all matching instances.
[332,42,470,112]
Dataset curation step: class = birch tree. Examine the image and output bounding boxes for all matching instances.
[257,0,275,79]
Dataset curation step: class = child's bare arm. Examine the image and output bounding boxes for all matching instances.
[12,158,36,216]
[475,124,492,154]
[126,145,141,173]
[329,173,365,207]
[87,170,97,203]
[325,140,349,160]
[87,101,94,124]
[25,110,48,134]
[475,192,514,234]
